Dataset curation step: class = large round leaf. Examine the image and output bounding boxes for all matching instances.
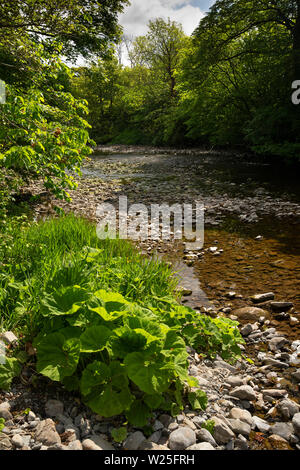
[124,352,171,394]
[36,332,80,381]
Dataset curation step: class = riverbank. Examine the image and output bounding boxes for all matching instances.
[1,145,299,451]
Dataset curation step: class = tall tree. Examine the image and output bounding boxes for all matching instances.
[194,0,300,80]
[129,18,187,98]
[0,0,129,60]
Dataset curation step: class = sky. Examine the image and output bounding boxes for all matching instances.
[119,0,215,38]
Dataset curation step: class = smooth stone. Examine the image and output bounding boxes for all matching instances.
[269,422,294,441]
[268,337,289,352]
[225,376,244,388]
[292,369,300,382]
[195,428,217,447]
[227,419,251,437]
[67,440,83,450]
[233,307,267,322]
[0,435,12,450]
[138,441,169,450]
[228,408,253,426]
[292,413,300,437]
[82,436,114,451]
[168,422,179,431]
[212,417,235,444]
[234,434,249,450]
[262,389,287,398]
[251,416,270,433]
[0,331,18,345]
[276,399,299,419]
[169,427,196,450]
[159,414,173,428]
[124,431,146,451]
[187,443,215,450]
[45,400,64,418]
[11,434,24,449]
[0,408,13,421]
[35,419,62,446]
[270,302,293,312]
[229,385,256,401]
[251,293,275,303]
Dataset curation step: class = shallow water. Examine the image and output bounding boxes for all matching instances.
[84,148,300,337]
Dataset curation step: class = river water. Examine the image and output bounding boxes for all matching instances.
[41,145,300,339]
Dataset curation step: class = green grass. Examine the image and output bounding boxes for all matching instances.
[0,214,178,334]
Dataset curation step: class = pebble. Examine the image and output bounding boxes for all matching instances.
[212,417,235,444]
[11,434,24,449]
[124,431,146,451]
[195,428,217,447]
[169,427,196,450]
[229,385,256,401]
[228,408,252,426]
[292,413,300,437]
[251,416,270,433]
[269,422,294,441]
[187,442,215,450]
[45,400,64,418]
[35,419,62,446]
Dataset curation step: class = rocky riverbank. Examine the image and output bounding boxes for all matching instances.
[1,311,299,451]
[3,146,298,451]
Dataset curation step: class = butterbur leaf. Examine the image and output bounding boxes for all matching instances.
[80,361,110,395]
[125,400,151,427]
[144,394,164,409]
[88,306,124,322]
[124,352,171,394]
[93,290,129,313]
[62,375,80,391]
[111,427,127,443]
[110,329,147,358]
[80,325,112,353]
[80,361,128,396]
[87,386,133,417]
[188,390,208,411]
[41,285,90,316]
[163,330,187,352]
[0,357,21,390]
[36,332,80,381]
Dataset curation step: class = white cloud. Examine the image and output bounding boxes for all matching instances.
[119,0,205,38]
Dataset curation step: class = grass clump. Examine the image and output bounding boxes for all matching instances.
[0,214,244,427]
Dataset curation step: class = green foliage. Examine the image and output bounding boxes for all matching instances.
[0,215,244,426]
[0,357,21,390]
[0,0,129,60]
[201,419,215,435]
[176,0,300,160]
[0,418,5,431]
[111,427,127,443]
[73,18,189,145]
[0,40,94,201]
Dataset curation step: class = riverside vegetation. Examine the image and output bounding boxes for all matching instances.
[0,0,299,451]
[0,215,244,431]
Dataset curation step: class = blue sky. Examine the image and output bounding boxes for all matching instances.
[119,0,215,37]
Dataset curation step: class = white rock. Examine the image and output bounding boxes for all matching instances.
[0,331,18,345]
[187,443,215,450]
[252,416,270,433]
[228,408,253,426]
[11,434,24,449]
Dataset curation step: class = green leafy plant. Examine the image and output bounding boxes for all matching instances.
[201,419,215,436]
[111,427,127,443]
[0,418,5,432]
